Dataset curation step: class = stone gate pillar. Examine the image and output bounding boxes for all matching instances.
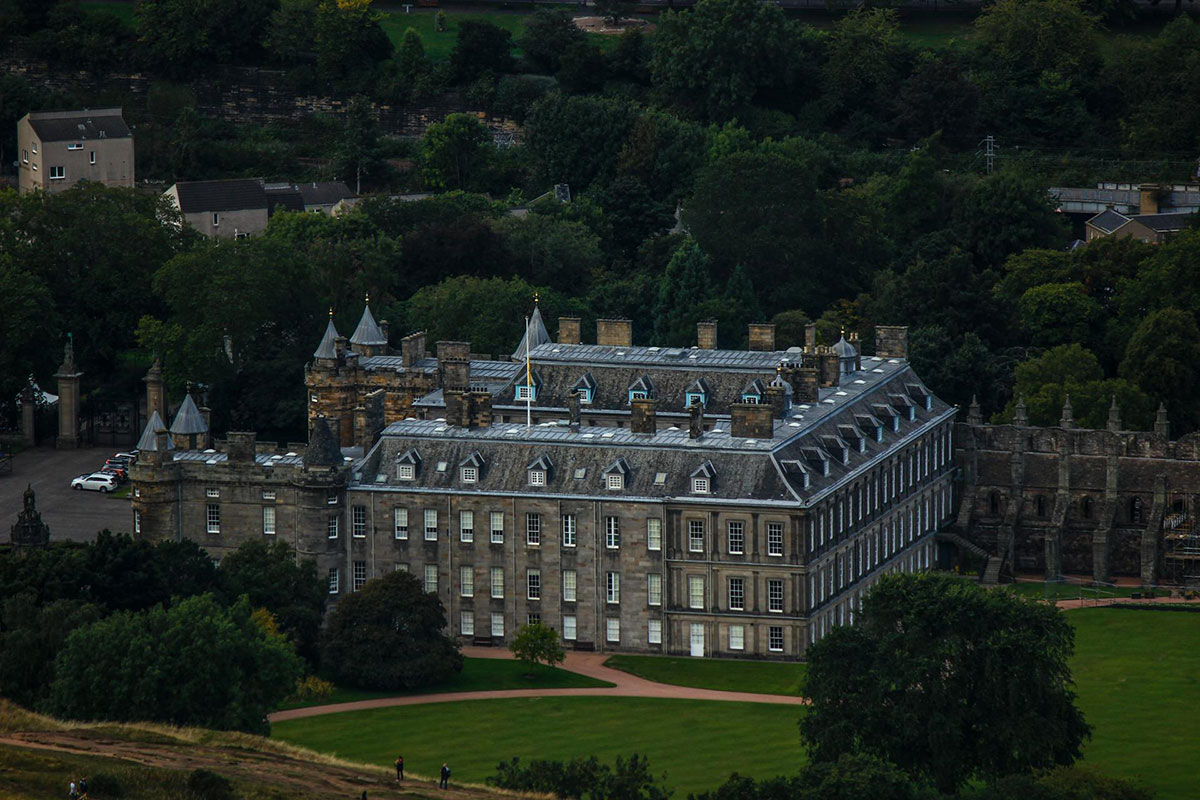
[19,385,36,447]
[143,358,167,423]
[54,337,82,450]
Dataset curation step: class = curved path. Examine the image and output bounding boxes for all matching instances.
[270,647,804,723]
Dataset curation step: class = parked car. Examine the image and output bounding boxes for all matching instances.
[100,466,127,482]
[71,472,118,492]
[113,451,138,463]
[102,459,129,480]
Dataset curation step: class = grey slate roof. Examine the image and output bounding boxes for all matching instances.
[1134,212,1195,232]
[26,109,131,142]
[1087,208,1131,234]
[264,185,305,214]
[297,182,354,206]
[169,395,208,436]
[305,417,342,467]
[172,180,267,214]
[350,304,387,347]
[314,317,340,360]
[512,306,551,361]
[136,411,173,452]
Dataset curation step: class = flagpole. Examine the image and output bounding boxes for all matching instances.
[525,315,532,428]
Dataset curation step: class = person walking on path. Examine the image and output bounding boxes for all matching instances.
[440,763,451,789]
[395,755,404,781]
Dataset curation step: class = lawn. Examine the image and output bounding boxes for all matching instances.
[272,696,804,795]
[1069,607,1200,800]
[603,654,805,696]
[1000,580,1165,603]
[277,656,613,711]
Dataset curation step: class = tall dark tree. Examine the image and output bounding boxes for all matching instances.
[320,570,463,691]
[651,239,714,345]
[801,573,1091,794]
[450,21,515,84]
[136,0,276,76]
[518,9,585,74]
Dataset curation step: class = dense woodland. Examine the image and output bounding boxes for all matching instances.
[3,0,1200,440]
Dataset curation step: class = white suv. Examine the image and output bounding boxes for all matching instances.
[71,472,118,493]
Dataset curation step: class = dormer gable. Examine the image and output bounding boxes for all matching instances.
[837,424,866,453]
[628,375,655,403]
[526,454,554,486]
[603,457,631,489]
[685,377,711,408]
[741,378,766,404]
[690,460,717,494]
[801,447,831,477]
[572,372,597,404]
[906,383,933,411]
[780,459,811,489]
[396,448,422,480]
[459,451,486,483]
[821,435,851,465]
[854,413,884,443]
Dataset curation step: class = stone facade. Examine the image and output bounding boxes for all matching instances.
[17,108,134,194]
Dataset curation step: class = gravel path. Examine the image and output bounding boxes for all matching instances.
[269,647,804,723]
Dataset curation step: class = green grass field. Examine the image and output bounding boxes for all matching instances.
[1070,607,1200,800]
[273,696,804,794]
[278,657,613,710]
[604,655,805,696]
[1000,581,1167,602]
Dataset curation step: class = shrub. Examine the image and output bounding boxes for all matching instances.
[186,769,235,800]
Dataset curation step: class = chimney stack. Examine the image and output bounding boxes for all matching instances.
[558,317,581,345]
[730,403,774,439]
[748,323,776,352]
[697,320,718,350]
[688,403,704,439]
[631,397,657,434]
[441,358,469,392]
[567,390,581,427]
[875,325,909,359]
[597,318,633,348]
[804,323,817,353]
[1139,183,1161,215]
[401,331,427,368]
[817,348,840,388]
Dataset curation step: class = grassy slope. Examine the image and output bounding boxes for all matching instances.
[273,696,804,796]
[1070,607,1200,800]
[278,657,613,710]
[603,655,806,696]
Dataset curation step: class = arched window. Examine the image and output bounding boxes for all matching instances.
[988,492,1001,515]
[1080,496,1093,520]
[1035,495,1047,518]
[1130,497,1144,524]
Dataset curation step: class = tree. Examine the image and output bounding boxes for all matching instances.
[509,622,565,673]
[0,254,55,414]
[312,0,394,88]
[954,171,1067,267]
[1120,308,1200,433]
[320,570,462,691]
[596,178,675,257]
[495,213,605,291]
[518,9,585,74]
[1016,282,1103,349]
[450,21,514,84]
[819,9,908,137]
[0,596,101,709]
[490,754,670,800]
[337,96,384,194]
[396,27,429,82]
[422,113,494,192]
[801,573,1091,794]
[652,239,715,345]
[525,93,638,191]
[219,540,327,665]
[650,0,798,121]
[47,594,302,734]
[974,0,1101,78]
[594,0,632,26]
[135,0,276,76]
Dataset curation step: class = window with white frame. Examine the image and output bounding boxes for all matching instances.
[648,619,662,644]
[692,477,709,494]
[352,505,367,537]
[328,567,339,594]
[490,511,504,543]
[328,515,339,539]
[729,577,745,611]
[647,573,662,606]
[647,518,662,551]
[563,569,577,602]
[49,165,65,180]
[606,572,620,603]
[727,520,744,554]
[461,466,477,483]
[134,510,141,535]
[206,487,220,498]
[394,507,408,539]
[526,512,541,545]
[768,579,784,612]
[563,615,577,640]
[729,624,745,651]
[491,566,504,598]
[768,625,784,652]
[491,613,504,637]
[206,504,220,534]
[460,510,474,542]
[460,566,474,597]
[527,569,541,600]
[516,385,534,401]
[424,564,438,594]
[262,489,275,501]
[605,516,620,548]
[89,150,96,165]
[562,514,577,547]
[424,509,438,540]
[768,521,784,556]
[398,464,414,481]
[688,576,705,609]
[528,613,541,626]
[461,612,474,636]
[529,469,546,486]
[606,473,623,490]
[354,561,367,591]
[606,618,620,642]
[262,506,276,535]
[688,519,705,552]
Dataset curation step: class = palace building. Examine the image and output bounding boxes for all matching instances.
[130,305,954,659]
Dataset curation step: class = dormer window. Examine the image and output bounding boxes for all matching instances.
[604,457,630,490]
[399,464,414,480]
[397,448,421,480]
[685,378,711,409]
[741,393,761,404]
[516,369,542,402]
[607,474,624,490]
[527,454,553,487]
[693,477,710,494]
[516,385,536,401]
[462,467,477,483]
[573,373,597,405]
[690,460,717,494]
[529,469,546,486]
[627,375,655,405]
[459,451,485,484]
[630,391,648,401]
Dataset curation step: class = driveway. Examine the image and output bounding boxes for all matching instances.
[1,445,133,543]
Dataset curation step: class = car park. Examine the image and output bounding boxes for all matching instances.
[71,472,118,493]
[101,460,129,480]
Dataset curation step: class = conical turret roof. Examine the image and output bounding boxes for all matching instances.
[136,410,174,452]
[512,305,550,361]
[350,302,387,347]
[169,393,208,436]
[314,315,340,360]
